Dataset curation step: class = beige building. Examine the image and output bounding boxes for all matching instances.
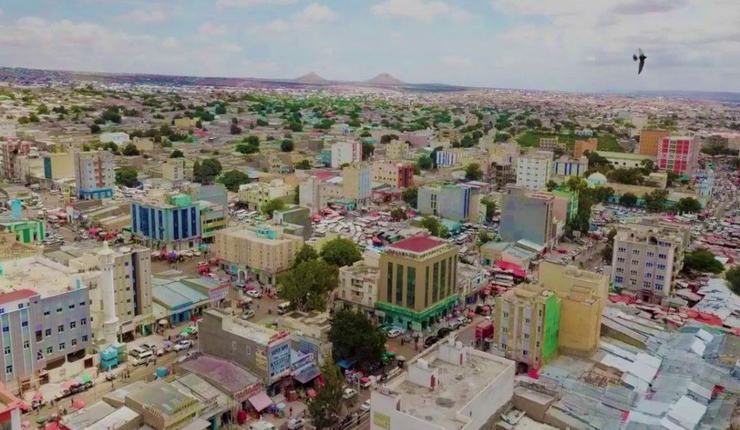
[341,162,371,203]
[131,137,154,152]
[238,179,294,211]
[610,222,689,302]
[516,150,553,191]
[384,140,411,160]
[214,225,303,286]
[162,157,185,183]
[537,261,608,356]
[44,152,75,179]
[336,260,379,314]
[377,235,458,330]
[124,380,201,430]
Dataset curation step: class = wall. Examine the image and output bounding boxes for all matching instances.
[458,352,515,430]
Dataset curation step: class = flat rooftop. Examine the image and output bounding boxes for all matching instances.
[387,347,513,430]
[388,235,446,254]
[0,256,86,298]
[208,309,286,346]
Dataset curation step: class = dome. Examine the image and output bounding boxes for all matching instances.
[587,172,608,187]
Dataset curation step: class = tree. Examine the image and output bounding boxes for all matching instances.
[666,171,681,187]
[115,167,138,188]
[295,159,311,170]
[684,249,724,274]
[601,228,618,262]
[464,163,483,181]
[261,198,286,218]
[727,267,740,296]
[320,237,362,268]
[214,104,227,115]
[193,158,222,184]
[294,244,318,267]
[217,169,250,192]
[417,155,433,170]
[478,230,493,245]
[421,216,449,238]
[643,189,668,212]
[170,149,184,158]
[402,187,418,208]
[230,123,242,135]
[122,143,140,156]
[591,186,615,204]
[619,192,638,207]
[362,142,375,160]
[329,309,387,368]
[546,180,558,191]
[481,198,497,222]
[380,134,399,144]
[307,355,344,430]
[89,124,101,134]
[390,207,407,221]
[37,104,49,115]
[278,259,338,312]
[675,197,702,213]
[280,139,294,152]
[640,159,655,174]
[608,168,645,185]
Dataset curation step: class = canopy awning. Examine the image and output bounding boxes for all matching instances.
[248,391,273,412]
[78,373,92,385]
[293,364,321,384]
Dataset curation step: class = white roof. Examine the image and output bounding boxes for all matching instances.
[664,395,707,430]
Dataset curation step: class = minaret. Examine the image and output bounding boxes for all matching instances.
[98,241,120,346]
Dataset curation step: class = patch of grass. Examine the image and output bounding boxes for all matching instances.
[597,134,623,152]
[516,130,576,149]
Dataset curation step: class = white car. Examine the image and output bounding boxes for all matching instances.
[286,418,305,430]
[343,387,358,400]
[240,309,256,320]
[386,328,403,338]
[246,290,262,299]
[173,340,192,352]
[360,400,371,411]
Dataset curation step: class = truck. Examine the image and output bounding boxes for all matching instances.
[475,321,493,341]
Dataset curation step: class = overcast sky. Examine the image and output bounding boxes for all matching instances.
[0,0,738,92]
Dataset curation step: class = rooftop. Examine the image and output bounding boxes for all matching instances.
[207,309,289,346]
[179,354,261,395]
[126,380,199,417]
[388,235,445,254]
[0,256,88,298]
[0,289,37,306]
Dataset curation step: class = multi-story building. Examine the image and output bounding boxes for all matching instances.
[238,179,294,211]
[371,161,414,188]
[273,206,312,240]
[0,139,32,181]
[336,260,379,316]
[341,162,371,204]
[162,157,185,183]
[693,168,715,207]
[377,235,458,331]
[657,135,701,175]
[214,225,303,287]
[74,150,114,199]
[494,285,561,369]
[595,151,654,169]
[0,218,45,245]
[298,173,342,215]
[199,309,292,389]
[638,129,670,157]
[610,223,689,302]
[330,141,362,168]
[384,140,410,160]
[516,150,553,190]
[573,138,598,158]
[43,152,75,180]
[537,261,607,357]
[417,183,482,223]
[487,142,519,188]
[198,200,226,243]
[0,256,93,390]
[551,187,579,223]
[131,192,202,251]
[538,136,564,151]
[499,188,556,248]
[553,156,588,177]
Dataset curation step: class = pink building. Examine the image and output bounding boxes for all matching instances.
[657,136,700,175]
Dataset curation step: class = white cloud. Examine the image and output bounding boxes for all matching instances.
[198,21,228,37]
[117,4,169,23]
[256,3,337,34]
[371,0,469,22]
[216,0,296,8]
[297,3,337,22]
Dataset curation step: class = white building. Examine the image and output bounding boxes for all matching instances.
[370,339,515,430]
[330,141,362,168]
[99,132,130,147]
[74,150,115,199]
[516,150,553,190]
[162,157,185,183]
[553,156,588,178]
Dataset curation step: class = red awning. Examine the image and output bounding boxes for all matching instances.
[72,398,86,410]
[495,261,526,278]
[248,391,273,412]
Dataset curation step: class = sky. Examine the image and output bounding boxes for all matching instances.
[0,0,739,92]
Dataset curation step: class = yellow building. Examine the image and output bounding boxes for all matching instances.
[536,261,608,356]
[43,152,75,179]
[214,225,303,286]
[237,179,294,211]
[384,140,410,160]
[162,157,185,182]
[377,235,458,330]
[639,129,670,157]
[341,162,371,203]
[132,136,154,152]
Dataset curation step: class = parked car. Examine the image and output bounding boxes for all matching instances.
[360,400,371,411]
[386,328,403,338]
[342,387,358,400]
[240,309,256,320]
[246,290,262,299]
[140,343,158,352]
[424,336,439,348]
[129,347,155,366]
[437,327,453,338]
[286,418,305,430]
[173,339,192,352]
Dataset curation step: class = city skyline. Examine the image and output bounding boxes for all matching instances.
[0,0,739,92]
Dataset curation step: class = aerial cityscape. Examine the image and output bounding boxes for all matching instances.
[0,1,739,430]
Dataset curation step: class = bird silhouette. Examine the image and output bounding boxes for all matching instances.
[633,48,647,75]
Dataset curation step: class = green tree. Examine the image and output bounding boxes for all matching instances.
[261,198,286,218]
[478,230,493,245]
[417,155,433,170]
[37,104,49,115]
[640,158,655,174]
[482,198,497,222]
[294,244,318,267]
[193,158,222,184]
[727,266,740,296]
[295,159,311,170]
[230,123,242,135]
[217,169,250,192]
[307,355,344,430]
[546,180,558,191]
[89,124,101,134]
[320,237,362,268]
[214,104,227,115]
[421,216,448,238]
[683,249,724,274]
[170,149,184,158]
[674,197,702,213]
[591,186,615,203]
[390,207,407,221]
[329,309,387,368]
[464,163,483,181]
[362,142,375,160]
[122,143,140,156]
[402,187,418,208]
[115,166,138,188]
[278,259,338,312]
[643,189,669,212]
[666,171,680,187]
[280,139,294,152]
[619,192,638,207]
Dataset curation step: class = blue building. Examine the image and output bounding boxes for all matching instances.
[553,156,588,177]
[131,193,201,251]
[417,183,481,222]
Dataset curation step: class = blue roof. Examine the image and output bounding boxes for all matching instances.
[152,282,208,310]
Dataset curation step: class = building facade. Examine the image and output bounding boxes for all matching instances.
[371,161,414,188]
[657,136,700,175]
[341,163,371,204]
[417,184,481,223]
[499,189,555,248]
[377,235,458,331]
[515,150,553,191]
[131,193,202,251]
[573,138,598,158]
[553,156,588,177]
[74,151,114,200]
[335,261,379,315]
[330,141,362,168]
[162,158,185,183]
[638,129,670,157]
[238,179,294,211]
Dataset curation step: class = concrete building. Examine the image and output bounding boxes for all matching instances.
[124,380,201,430]
[275,311,332,368]
[552,156,588,177]
[536,261,608,357]
[238,179,294,211]
[657,135,701,175]
[0,140,32,181]
[487,142,519,188]
[199,310,292,389]
[161,158,185,183]
[0,384,21,430]
[131,192,202,251]
[539,136,564,151]
[341,163,371,204]
[610,223,689,302]
[499,188,556,248]
[298,173,343,215]
[0,256,93,390]
[417,183,481,223]
[330,141,362,168]
[198,200,226,243]
[384,141,410,160]
[369,339,515,430]
[377,235,458,331]
[0,218,45,246]
[516,150,553,191]
[273,206,312,240]
[371,161,414,188]
[336,260,379,315]
[638,129,670,157]
[494,285,561,369]
[595,151,654,169]
[214,225,303,287]
[99,132,130,147]
[42,152,75,180]
[74,151,114,200]
[573,138,598,158]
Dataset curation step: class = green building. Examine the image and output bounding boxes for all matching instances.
[0,219,45,245]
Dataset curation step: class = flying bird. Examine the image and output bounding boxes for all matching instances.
[633,48,647,75]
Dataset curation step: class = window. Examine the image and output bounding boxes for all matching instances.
[406,266,416,308]
[79,302,86,307]
[18,303,24,309]
[617,257,625,263]
[432,262,440,302]
[5,365,11,374]
[615,276,624,283]
[395,264,403,305]
[45,329,51,336]
[23,340,29,349]
[647,251,655,257]
[70,321,76,329]
[56,307,63,313]
[632,249,640,255]
[43,310,50,316]
[658,253,667,260]
[657,264,666,270]
[617,247,626,253]
[646,262,653,268]
[71,339,77,346]
[80,318,87,326]
[386,263,393,302]
[68,304,75,310]
[1,326,7,333]
[3,346,10,355]
[46,346,53,354]
[59,343,65,351]
[82,335,88,342]
[57,325,64,333]
[21,321,28,327]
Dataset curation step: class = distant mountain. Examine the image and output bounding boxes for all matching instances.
[294,72,330,85]
[365,73,405,86]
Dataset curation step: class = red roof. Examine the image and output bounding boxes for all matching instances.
[0,289,36,305]
[389,235,444,253]
[313,171,336,181]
